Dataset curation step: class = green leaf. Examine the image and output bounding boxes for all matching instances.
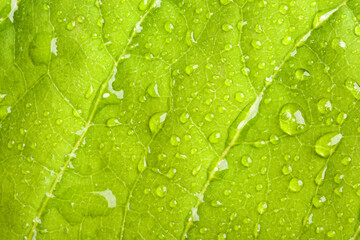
[1,0,360,239]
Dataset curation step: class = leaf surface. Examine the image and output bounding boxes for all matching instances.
[1,0,360,239]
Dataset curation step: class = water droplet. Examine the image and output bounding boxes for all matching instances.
[251,39,262,49]
[317,98,332,114]
[235,92,245,102]
[282,35,292,45]
[186,30,197,46]
[146,83,160,97]
[313,9,336,29]
[295,68,310,81]
[169,199,177,208]
[341,156,351,166]
[164,22,174,33]
[312,195,326,208]
[179,112,189,123]
[66,20,76,30]
[315,166,327,185]
[149,112,167,134]
[170,135,181,146]
[106,118,121,127]
[327,230,336,238]
[185,64,198,75]
[282,164,292,175]
[0,105,11,120]
[220,0,232,5]
[241,155,252,168]
[336,112,347,125]
[155,185,167,198]
[208,132,221,143]
[137,156,147,172]
[166,168,176,179]
[85,85,94,99]
[257,201,267,214]
[192,165,201,176]
[279,103,307,136]
[355,25,360,36]
[138,0,150,10]
[222,24,233,32]
[56,119,63,125]
[315,132,342,158]
[345,79,360,99]
[334,173,343,184]
[279,4,288,14]
[205,113,214,122]
[288,178,303,192]
[269,134,279,144]
[218,233,227,240]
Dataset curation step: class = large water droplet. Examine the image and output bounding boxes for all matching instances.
[164,22,174,33]
[279,103,307,136]
[315,132,342,158]
[170,135,181,146]
[149,112,167,134]
[312,195,326,208]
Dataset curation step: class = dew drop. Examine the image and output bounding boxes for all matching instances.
[179,112,189,123]
[294,68,310,81]
[315,132,342,158]
[355,25,360,36]
[222,24,233,32]
[149,112,167,135]
[336,112,347,125]
[315,166,327,185]
[279,103,307,136]
[269,134,279,144]
[288,178,303,192]
[220,0,232,5]
[341,156,351,166]
[241,155,252,168]
[208,132,221,143]
[257,201,267,215]
[344,79,360,99]
[251,39,262,49]
[282,164,292,175]
[66,20,76,30]
[85,85,94,99]
[146,83,160,97]
[186,30,197,46]
[106,118,121,127]
[138,0,150,10]
[0,105,11,120]
[317,98,332,114]
[155,185,167,198]
[282,35,292,45]
[205,113,214,122]
[235,92,245,102]
[170,135,181,146]
[164,22,174,33]
[312,195,326,208]
[192,165,201,176]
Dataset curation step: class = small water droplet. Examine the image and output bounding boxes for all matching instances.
[269,134,279,144]
[66,20,76,30]
[282,164,292,175]
[179,112,189,123]
[341,156,351,166]
[315,132,342,158]
[205,113,214,122]
[282,35,292,45]
[106,118,121,127]
[155,185,167,198]
[336,112,347,125]
[235,92,245,102]
[208,132,221,143]
[279,4,288,14]
[315,166,327,185]
[312,195,326,208]
[251,39,262,49]
[317,98,332,114]
[222,24,233,32]
[164,22,174,33]
[192,165,201,176]
[295,68,310,81]
[149,112,167,134]
[85,85,94,99]
[166,168,176,179]
[257,201,267,214]
[241,155,252,168]
[170,135,181,146]
[138,0,150,10]
[288,178,303,192]
[279,103,307,136]
[220,0,232,5]
[345,79,360,99]
[56,119,63,125]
